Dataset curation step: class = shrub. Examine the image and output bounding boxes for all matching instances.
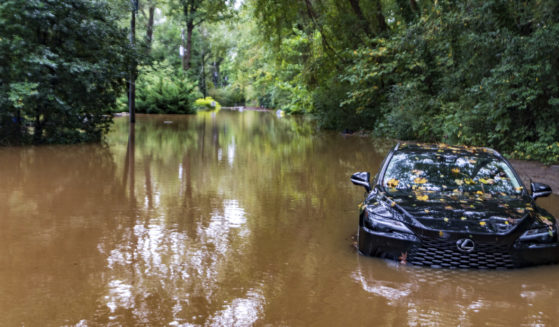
[193,97,221,110]
[209,86,246,107]
[510,142,559,165]
[134,63,201,114]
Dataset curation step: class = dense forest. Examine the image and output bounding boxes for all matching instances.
[1,0,558,163]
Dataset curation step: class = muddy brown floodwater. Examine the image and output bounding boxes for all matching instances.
[0,111,558,326]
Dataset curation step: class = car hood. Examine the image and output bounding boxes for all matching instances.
[383,192,534,235]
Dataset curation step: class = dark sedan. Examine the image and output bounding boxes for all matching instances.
[351,143,557,269]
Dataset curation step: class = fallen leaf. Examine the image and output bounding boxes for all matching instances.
[479,221,486,226]
[414,177,428,184]
[387,178,399,188]
[416,194,429,201]
[452,168,460,174]
[539,215,554,226]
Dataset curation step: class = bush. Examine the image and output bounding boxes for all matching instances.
[133,63,201,114]
[209,86,246,107]
[193,97,221,110]
[510,142,559,165]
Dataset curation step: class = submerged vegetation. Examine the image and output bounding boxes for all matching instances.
[0,0,558,163]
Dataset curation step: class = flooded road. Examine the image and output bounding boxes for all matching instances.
[1,110,558,326]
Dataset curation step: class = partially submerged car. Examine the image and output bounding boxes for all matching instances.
[351,143,557,269]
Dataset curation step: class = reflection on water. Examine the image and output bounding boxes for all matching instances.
[0,111,558,326]
[353,256,559,326]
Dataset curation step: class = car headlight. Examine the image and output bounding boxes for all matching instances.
[363,205,413,234]
[518,226,556,243]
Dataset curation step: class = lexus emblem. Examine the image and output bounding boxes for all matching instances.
[456,238,475,253]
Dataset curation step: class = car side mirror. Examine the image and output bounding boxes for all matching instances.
[351,172,371,193]
[531,182,552,200]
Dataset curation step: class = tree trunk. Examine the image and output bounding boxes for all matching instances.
[212,58,222,87]
[200,48,207,96]
[375,0,388,33]
[410,0,419,12]
[146,5,155,51]
[182,21,194,70]
[129,6,136,123]
[348,0,371,36]
[33,111,43,143]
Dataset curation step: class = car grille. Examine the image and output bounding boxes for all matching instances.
[406,239,516,269]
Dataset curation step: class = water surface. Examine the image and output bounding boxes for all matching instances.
[1,111,558,326]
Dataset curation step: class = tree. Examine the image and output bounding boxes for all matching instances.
[177,0,230,70]
[0,0,130,144]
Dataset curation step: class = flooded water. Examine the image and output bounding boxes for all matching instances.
[1,110,558,326]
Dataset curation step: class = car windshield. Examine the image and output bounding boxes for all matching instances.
[382,150,523,196]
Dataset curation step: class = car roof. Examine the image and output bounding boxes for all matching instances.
[395,142,501,158]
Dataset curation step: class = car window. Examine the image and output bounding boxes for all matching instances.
[383,151,522,196]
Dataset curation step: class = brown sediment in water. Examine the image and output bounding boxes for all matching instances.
[0,112,557,326]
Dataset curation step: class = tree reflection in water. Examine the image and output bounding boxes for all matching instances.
[93,112,316,325]
[1,111,558,326]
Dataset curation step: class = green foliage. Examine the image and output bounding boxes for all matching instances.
[341,0,559,163]
[511,142,559,165]
[0,0,130,145]
[134,62,200,114]
[209,85,245,106]
[237,0,559,163]
[193,97,221,110]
